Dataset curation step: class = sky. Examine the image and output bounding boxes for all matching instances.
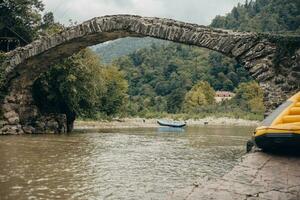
[42,0,245,26]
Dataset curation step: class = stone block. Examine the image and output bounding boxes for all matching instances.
[1,125,23,135]
[0,120,4,128]
[290,71,300,79]
[22,126,35,134]
[2,104,12,112]
[7,116,19,125]
[45,120,59,134]
[3,110,18,119]
[4,95,16,103]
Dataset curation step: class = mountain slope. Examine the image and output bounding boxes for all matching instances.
[91,37,168,63]
[211,0,300,33]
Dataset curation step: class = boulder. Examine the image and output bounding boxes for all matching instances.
[2,104,12,112]
[22,126,35,134]
[4,110,18,120]
[1,125,23,135]
[45,120,59,134]
[7,116,19,125]
[4,95,16,103]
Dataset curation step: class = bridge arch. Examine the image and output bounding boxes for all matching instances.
[1,15,299,134]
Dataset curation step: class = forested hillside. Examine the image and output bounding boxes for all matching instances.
[92,37,168,63]
[211,0,300,33]
[113,44,252,115]
[92,0,299,118]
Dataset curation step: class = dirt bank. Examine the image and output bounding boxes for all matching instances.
[75,117,260,130]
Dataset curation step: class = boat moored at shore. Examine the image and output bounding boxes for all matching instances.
[157,119,186,128]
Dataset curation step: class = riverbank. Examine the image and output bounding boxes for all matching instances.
[75,117,260,130]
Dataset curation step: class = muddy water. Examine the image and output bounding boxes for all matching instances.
[0,126,254,200]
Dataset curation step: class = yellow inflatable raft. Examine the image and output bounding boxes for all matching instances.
[253,92,300,150]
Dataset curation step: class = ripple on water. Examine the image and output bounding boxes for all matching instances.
[0,126,254,200]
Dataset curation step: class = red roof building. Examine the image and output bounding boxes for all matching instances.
[215,91,235,103]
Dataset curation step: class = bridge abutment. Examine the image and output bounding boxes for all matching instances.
[1,87,67,134]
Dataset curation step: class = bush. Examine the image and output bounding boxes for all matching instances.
[233,81,266,114]
[183,81,215,112]
[32,49,128,124]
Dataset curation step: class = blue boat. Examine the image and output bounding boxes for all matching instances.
[157,119,186,128]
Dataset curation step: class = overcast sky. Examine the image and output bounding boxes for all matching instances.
[42,0,245,25]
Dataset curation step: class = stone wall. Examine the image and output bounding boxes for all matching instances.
[0,15,299,134]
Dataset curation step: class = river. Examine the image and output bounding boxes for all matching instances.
[0,125,255,200]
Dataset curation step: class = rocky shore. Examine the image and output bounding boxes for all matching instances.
[75,117,260,130]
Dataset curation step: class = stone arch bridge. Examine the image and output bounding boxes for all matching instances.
[0,15,299,134]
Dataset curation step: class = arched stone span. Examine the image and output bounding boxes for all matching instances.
[1,15,300,134]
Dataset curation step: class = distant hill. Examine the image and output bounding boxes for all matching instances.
[91,37,169,63]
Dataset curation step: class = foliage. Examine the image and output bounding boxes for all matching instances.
[132,104,264,121]
[113,43,252,115]
[233,81,265,114]
[97,66,128,116]
[0,2,63,52]
[183,81,215,112]
[32,49,128,122]
[210,0,300,70]
[0,0,44,45]
[205,0,300,117]
[211,0,300,33]
[38,12,64,36]
[33,49,103,118]
[206,52,252,91]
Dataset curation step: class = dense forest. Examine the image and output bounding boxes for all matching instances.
[113,44,254,116]
[103,0,299,119]
[211,0,300,33]
[1,0,299,123]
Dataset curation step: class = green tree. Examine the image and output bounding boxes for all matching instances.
[0,0,44,45]
[183,81,215,112]
[39,12,64,36]
[33,49,104,131]
[233,81,265,114]
[98,66,128,116]
[112,42,252,115]
[33,49,128,131]
[211,0,300,34]
[207,52,251,91]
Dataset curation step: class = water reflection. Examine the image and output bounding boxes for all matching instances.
[0,126,254,200]
[157,127,185,133]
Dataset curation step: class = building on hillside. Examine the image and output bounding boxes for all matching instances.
[215,91,235,103]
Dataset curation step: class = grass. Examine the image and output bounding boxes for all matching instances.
[135,111,263,121]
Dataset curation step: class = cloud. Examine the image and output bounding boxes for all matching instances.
[42,0,245,25]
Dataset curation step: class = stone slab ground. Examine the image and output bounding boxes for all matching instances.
[169,151,300,200]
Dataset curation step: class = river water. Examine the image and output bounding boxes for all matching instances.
[0,126,254,200]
